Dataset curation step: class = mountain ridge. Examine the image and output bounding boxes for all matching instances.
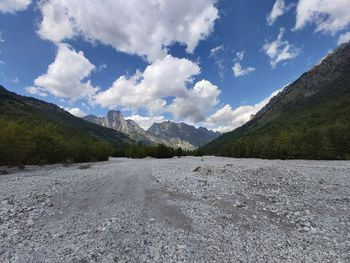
[83,111,220,150]
[82,111,196,150]
[147,121,221,148]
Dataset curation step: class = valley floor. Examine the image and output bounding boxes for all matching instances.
[0,157,349,262]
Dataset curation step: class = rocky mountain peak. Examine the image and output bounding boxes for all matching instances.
[83,112,198,149]
[147,121,220,148]
[107,110,123,121]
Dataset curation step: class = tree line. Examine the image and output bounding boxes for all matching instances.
[122,143,203,159]
[217,123,350,160]
[0,118,203,167]
[0,118,116,166]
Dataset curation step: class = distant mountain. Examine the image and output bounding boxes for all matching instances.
[83,111,152,145]
[201,42,350,160]
[83,111,194,149]
[0,86,133,165]
[147,121,221,148]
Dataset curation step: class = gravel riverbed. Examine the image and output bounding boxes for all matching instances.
[0,156,349,262]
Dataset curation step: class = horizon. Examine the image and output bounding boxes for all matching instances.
[1,0,350,132]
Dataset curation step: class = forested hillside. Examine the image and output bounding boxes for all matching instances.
[0,86,133,166]
[201,42,350,160]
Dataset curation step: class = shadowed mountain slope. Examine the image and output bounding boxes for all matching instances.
[0,86,133,165]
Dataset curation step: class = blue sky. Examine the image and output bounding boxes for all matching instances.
[1,0,350,131]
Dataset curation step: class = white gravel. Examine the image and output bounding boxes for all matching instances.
[0,156,349,262]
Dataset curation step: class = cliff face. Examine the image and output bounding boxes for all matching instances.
[147,121,220,148]
[83,111,197,150]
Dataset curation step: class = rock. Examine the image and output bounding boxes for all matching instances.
[26,218,35,227]
[233,201,245,208]
[310,227,317,233]
[303,227,310,232]
[193,167,201,172]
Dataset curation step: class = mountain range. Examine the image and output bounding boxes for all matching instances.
[83,111,220,150]
[201,41,350,160]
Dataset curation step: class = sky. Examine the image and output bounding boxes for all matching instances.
[0,0,350,132]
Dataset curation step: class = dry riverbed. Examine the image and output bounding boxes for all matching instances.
[0,157,349,262]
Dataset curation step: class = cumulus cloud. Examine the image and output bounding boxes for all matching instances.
[263,28,299,68]
[0,0,31,13]
[232,51,255,77]
[207,89,283,133]
[94,55,200,115]
[338,32,350,45]
[63,107,87,117]
[94,56,221,123]
[30,44,98,100]
[295,0,350,34]
[37,0,218,62]
[267,0,287,26]
[38,1,75,43]
[125,115,166,130]
[169,80,221,122]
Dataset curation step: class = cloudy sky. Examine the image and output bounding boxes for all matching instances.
[1,0,349,132]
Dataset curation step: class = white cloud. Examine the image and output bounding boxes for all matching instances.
[38,1,75,43]
[125,115,166,130]
[263,28,300,68]
[0,0,31,13]
[97,63,107,72]
[209,45,224,57]
[232,63,255,77]
[338,32,350,45]
[25,86,48,97]
[62,107,87,117]
[169,80,221,122]
[32,44,98,100]
[38,0,218,62]
[295,0,350,34]
[235,51,245,62]
[267,0,287,26]
[209,45,226,79]
[94,56,221,123]
[232,51,255,77]
[94,55,201,115]
[207,89,283,132]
